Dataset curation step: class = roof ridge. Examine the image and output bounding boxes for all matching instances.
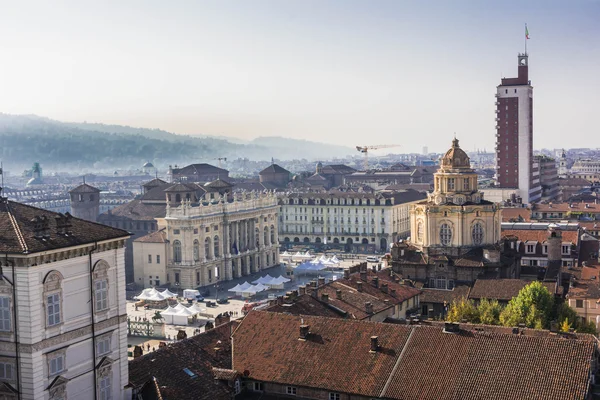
[380,326,416,397]
[5,202,27,253]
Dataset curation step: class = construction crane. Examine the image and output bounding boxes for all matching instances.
[356,145,401,170]
[213,157,227,168]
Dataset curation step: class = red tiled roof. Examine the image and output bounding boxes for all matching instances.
[384,327,594,400]
[469,279,557,302]
[0,199,129,254]
[501,207,531,222]
[134,229,167,243]
[129,321,238,400]
[533,201,599,213]
[420,286,471,304]
[266,294,345,318]
[233,311,412,397]
[233,311,596,400]
[502,229,579,245]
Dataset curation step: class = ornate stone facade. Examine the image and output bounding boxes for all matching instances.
[411,138,501,257]
[149,191,280,288]
[392,138,518,289]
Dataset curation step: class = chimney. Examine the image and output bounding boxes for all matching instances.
[318,277,325,286]
[357,281,363,292]
[343,269,350,279]
[371,265,376,272]
[336,289,342,300]
[360,271,367,281]
[381,283,388,294]
[365,302,373,314]
[372,277,379,288]
[370,336,379,352]
[321,293,329,303]
[390,288,396,296]
[299,324,310,340]
[277,296,284,305]
[298,285,306,295]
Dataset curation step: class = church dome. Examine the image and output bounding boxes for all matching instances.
[440,138,471,170]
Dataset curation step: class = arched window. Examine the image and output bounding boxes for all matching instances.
[439,224,452,246]
[193,239,200,261]
[270,225,275,245]
[472,222,484,245]
[214,236,220,258]
[173,240,182,263]
[255,228,260,248]
[264,227,269,246]
[417,221,424,242]
[205,237,211,259]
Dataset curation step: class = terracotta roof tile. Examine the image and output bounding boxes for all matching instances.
[134,229,167,243]
[420,286,471,304]
[129,321,238,400]
[501,207,532,222]
[233,311,595,400]
[0,199,129,254]
[233,311,411,397]
[469,279,557,302]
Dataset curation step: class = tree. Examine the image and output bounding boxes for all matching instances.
[477,298,503,325]
[499,281,554,329]
[446,298,479,323]
[560,318,572,333]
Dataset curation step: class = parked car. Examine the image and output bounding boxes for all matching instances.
[217,298,229,304]
[205,301,216,307]
[366,256,379,263]
[195,295,205,302]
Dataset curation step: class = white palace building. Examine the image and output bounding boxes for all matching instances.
[133,191,280,289]
[0,194,130,399]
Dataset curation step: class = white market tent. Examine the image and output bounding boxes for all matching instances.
[265,275,291,289]
[134,288,167,302]
[229,281,254,296]
[161,306,188,325]
[330,255,340,264]
[281,251,291,257]
[252,274,275,285]
[183,289,200,299]
[161,289,178,299]
[241,283,268,298]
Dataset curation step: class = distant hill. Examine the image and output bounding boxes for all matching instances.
[0,114,353,172]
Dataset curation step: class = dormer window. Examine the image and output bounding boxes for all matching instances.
[562,244,571,255]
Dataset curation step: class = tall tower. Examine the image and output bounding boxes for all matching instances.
[69,183,100,222]
[558,149,568,178]
[495,53,541,204]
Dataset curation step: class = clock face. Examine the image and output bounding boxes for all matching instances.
[435,196,443,205]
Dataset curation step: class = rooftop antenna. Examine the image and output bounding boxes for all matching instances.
[0,161,3,196]
[83,175,85,184]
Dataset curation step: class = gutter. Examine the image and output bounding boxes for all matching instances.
[89,243,98,400]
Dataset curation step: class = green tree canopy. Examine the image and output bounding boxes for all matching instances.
[499,281,554,329]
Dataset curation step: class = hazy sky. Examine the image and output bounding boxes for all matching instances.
[0,0,598,153]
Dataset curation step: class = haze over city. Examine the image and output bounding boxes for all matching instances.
[1,0,598,153]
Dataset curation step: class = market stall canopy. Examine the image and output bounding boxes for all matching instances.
[252,274,275,285]
[161,289,178,298]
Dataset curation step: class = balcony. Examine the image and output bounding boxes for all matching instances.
[495,101,500,106]
[495,117,500,122]
[494,93,500,97]
[495,125,500,129]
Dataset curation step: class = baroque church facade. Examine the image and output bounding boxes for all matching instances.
[392,138,519,289]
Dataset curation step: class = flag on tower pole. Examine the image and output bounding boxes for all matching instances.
[525,25,530,39]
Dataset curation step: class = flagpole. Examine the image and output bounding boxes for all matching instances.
[525,23,527,54]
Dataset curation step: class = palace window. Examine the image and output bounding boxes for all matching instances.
[193,240,200,261]
[173,240,182,262]
[214,236,220,257]
[417,221,424,243]
[448,178,455,191]
[44,271,63,328]
[0,297,10,332]
[48,352,65,376]
[439,223,452,246]
[472,223,484,246]
[205,238,211,259]
[0,362,13,381]
[95,279,108,311]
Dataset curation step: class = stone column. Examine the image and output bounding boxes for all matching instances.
[223,223,230,257]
